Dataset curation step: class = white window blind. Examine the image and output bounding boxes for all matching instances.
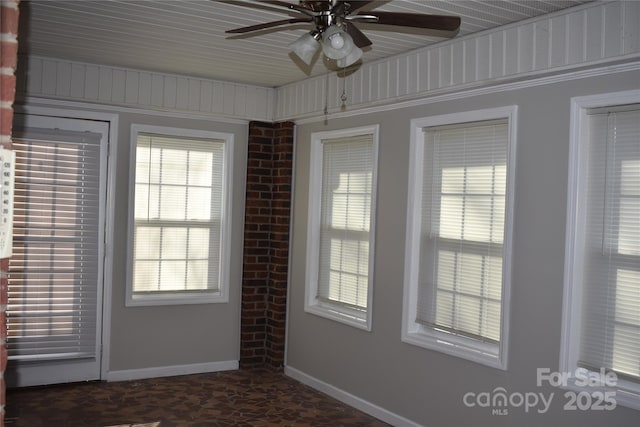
[580,107,640,381]
[418,120,508,343]
[317,134,374,311]
[132,134,225,296]
[8,130,102,361]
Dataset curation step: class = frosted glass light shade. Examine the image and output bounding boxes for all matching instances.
[289,32,320,65]
[321,25,355,60]
[336,46,363,67]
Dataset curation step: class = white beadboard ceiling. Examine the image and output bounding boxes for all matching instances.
[18,0,592,88]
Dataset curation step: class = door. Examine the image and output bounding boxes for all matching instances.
[6,114,109,387]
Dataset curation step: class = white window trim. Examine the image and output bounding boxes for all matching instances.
[305,125,379,331]
[561,89,640,411]
[126,124,234,306]
[402,106,518,370]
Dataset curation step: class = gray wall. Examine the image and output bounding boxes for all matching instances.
[286,70,640,427]
[13,98,248,380]
[107,112,247,371]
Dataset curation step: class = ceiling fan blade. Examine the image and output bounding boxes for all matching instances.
[267,0,316,16]
[345,22,372,48]
[350,12,461,32]
[226,18,312,34]
[342,0,376,15]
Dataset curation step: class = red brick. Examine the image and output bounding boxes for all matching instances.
[1,73,16,102]
[0,107,12,140]
[240,349,256,358]
[0,280,6,306]
[0,40,17,69]
[0,4,20,35]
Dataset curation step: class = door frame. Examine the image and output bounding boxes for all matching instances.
[12,103,118,383]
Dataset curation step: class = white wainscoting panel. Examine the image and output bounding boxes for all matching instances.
[275,1,640,121]
[16,55,276,122]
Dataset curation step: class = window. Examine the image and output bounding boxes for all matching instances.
[127,125,233,306]
[561,91,640,410]
[305,126,379,330]
[402,107,517,369]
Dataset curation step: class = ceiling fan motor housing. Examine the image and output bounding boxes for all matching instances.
[313,10,342,32]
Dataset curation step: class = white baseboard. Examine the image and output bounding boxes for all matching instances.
[284,365,422,427]
[106,360,238,382]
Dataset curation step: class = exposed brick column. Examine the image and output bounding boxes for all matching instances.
[240,122,273,367]
[240,121,294,369]
[265,122,294,367]
[0,0,20,424]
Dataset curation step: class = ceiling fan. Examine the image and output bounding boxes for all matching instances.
[226,0,461,69]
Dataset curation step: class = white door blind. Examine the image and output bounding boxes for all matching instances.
[133,134,225,294]
[418,120,508,343]
[8,130,102,361]
[581,108,640,381]
[317,134,374,310]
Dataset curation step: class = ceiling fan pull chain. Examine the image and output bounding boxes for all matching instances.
[341,66,348,104]
[324,71,329,117]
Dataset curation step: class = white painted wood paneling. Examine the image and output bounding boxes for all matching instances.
[112,69,126,104]
[452,42,465,85]
[42,59,57,96]
[16,2,636,122]
[17,55,275,121]
[406,53,419,96]
[622,0,640,54]
[98,67,113,102]
[549,15,567,69]
[566,11,586,65]
[20,0,590,88]
[490,32,505,79]
[274,1,640,121]
[476,34,492,81]
[428,50,439,91]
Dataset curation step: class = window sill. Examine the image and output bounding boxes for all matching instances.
[304,301,371,331]
[126,290,228,307]
[402,324,506,370]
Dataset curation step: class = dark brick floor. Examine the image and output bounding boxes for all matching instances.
[5,368,390,427]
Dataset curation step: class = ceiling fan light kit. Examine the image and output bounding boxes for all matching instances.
[289,31,321,65]
[227,0,461,72]
[320,25,357,60]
